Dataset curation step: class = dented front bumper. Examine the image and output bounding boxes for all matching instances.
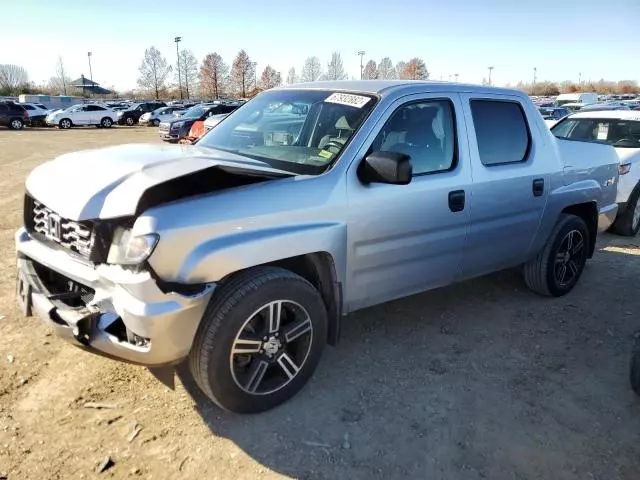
[15,227,214,366]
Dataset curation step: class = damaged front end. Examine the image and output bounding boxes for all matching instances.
[17,147,291,364]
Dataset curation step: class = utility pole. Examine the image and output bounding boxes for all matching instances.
[87,52,93,81]
[448,74,452,82]
[357,51,365,79]
[488,66,494,86]
[578,72,582,85]
[174,36,182,100]
[533,67,537,95]
[454,73,459,83]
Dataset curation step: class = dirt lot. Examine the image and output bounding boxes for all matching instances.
[1,126,640,480]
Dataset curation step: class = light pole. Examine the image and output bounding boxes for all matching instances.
[533,67,537,95]
[578,72,582,85]
[357,51,365,79]
[488,66,494,86]
[87,52,93,82]
[174,36,182,100]
[454,73,459,83]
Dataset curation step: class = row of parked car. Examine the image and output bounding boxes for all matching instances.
[0,98,241,131]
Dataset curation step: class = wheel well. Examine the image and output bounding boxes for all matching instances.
[267,253,342,346]
[562,203,598,257]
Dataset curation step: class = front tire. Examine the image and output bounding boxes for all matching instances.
[58,118,72,129]
[612,185,640,237]
[524,214,589,297]
[152,119,160,127]
[189,267,328,413]
[100,117,113,128]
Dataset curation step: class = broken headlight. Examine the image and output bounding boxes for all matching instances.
[107,227,159,265]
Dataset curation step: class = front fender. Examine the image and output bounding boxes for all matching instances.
[174,222,347,284]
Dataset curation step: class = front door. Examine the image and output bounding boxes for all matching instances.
[71,105,91,125]
[457,94,550,279]
[346,93,472,311]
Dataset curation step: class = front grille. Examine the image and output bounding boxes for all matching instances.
[31,200,93,257]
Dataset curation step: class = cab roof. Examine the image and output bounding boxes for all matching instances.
[279,80,522,98]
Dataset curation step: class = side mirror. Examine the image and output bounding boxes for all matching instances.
[357,151,412,185]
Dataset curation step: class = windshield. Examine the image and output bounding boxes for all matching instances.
[198,90,377,174]
[552,117,640,148]
[182,105,206,119]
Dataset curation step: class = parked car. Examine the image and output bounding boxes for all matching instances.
[16,81,620,413]
[159,102,239,142]
[539,107,570,121]
[139,106,185,127]
[203,113,230,133]
[552,110,640,235]
[0,100,28,129]
[117,101,166,126]
[20,103,49,126]
[555,92,598,107]
[46,104,118,129]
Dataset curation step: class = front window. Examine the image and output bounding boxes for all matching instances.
[552,118,640,148]
[198,90,377,174]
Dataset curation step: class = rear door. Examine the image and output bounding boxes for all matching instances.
[86,105,107,123]
[458,94,550,279]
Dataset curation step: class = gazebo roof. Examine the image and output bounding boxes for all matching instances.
[70,75,100,87]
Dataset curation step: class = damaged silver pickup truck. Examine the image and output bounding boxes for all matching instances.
[16,81,620,413]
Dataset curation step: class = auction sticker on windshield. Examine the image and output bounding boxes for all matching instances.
[325,93,371,108]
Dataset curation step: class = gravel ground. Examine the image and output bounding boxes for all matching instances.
[1,126,640,480]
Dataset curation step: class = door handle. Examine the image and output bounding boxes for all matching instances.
[532,178,545,197]
[448,190,465,212]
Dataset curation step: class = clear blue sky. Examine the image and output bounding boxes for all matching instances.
[2,0,638,91]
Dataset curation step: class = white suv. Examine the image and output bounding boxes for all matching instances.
[46,104,118,129]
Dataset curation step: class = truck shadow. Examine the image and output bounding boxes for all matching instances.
[176,233,640,479]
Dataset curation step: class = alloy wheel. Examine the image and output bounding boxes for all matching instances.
[554,229,585,286]
[230,300,313,395]
[11,119,22,129]
[126,117,134,126]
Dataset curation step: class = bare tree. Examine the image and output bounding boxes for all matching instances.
[260,65,281,90]
[363,60,378,80]
[229,49,255,98]
[400,58,429,80]
[301,56,322,82]
[286,67,297,85]
[395,61,407,80]
[0,64,29,95]
[378,57,396,79]
[177,49,199,99]
[326,52,347,80]
[200,52,228,99]
[137,46,172,99]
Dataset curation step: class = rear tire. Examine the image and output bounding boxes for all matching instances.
[9,118,24,130]
[125,116,135,126]
[524,214,589,297]
[189,266,328,413]
[612,185,640,237]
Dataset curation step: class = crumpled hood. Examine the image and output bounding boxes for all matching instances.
[26,143,290,221]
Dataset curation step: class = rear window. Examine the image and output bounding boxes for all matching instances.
[470,100,530,165]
